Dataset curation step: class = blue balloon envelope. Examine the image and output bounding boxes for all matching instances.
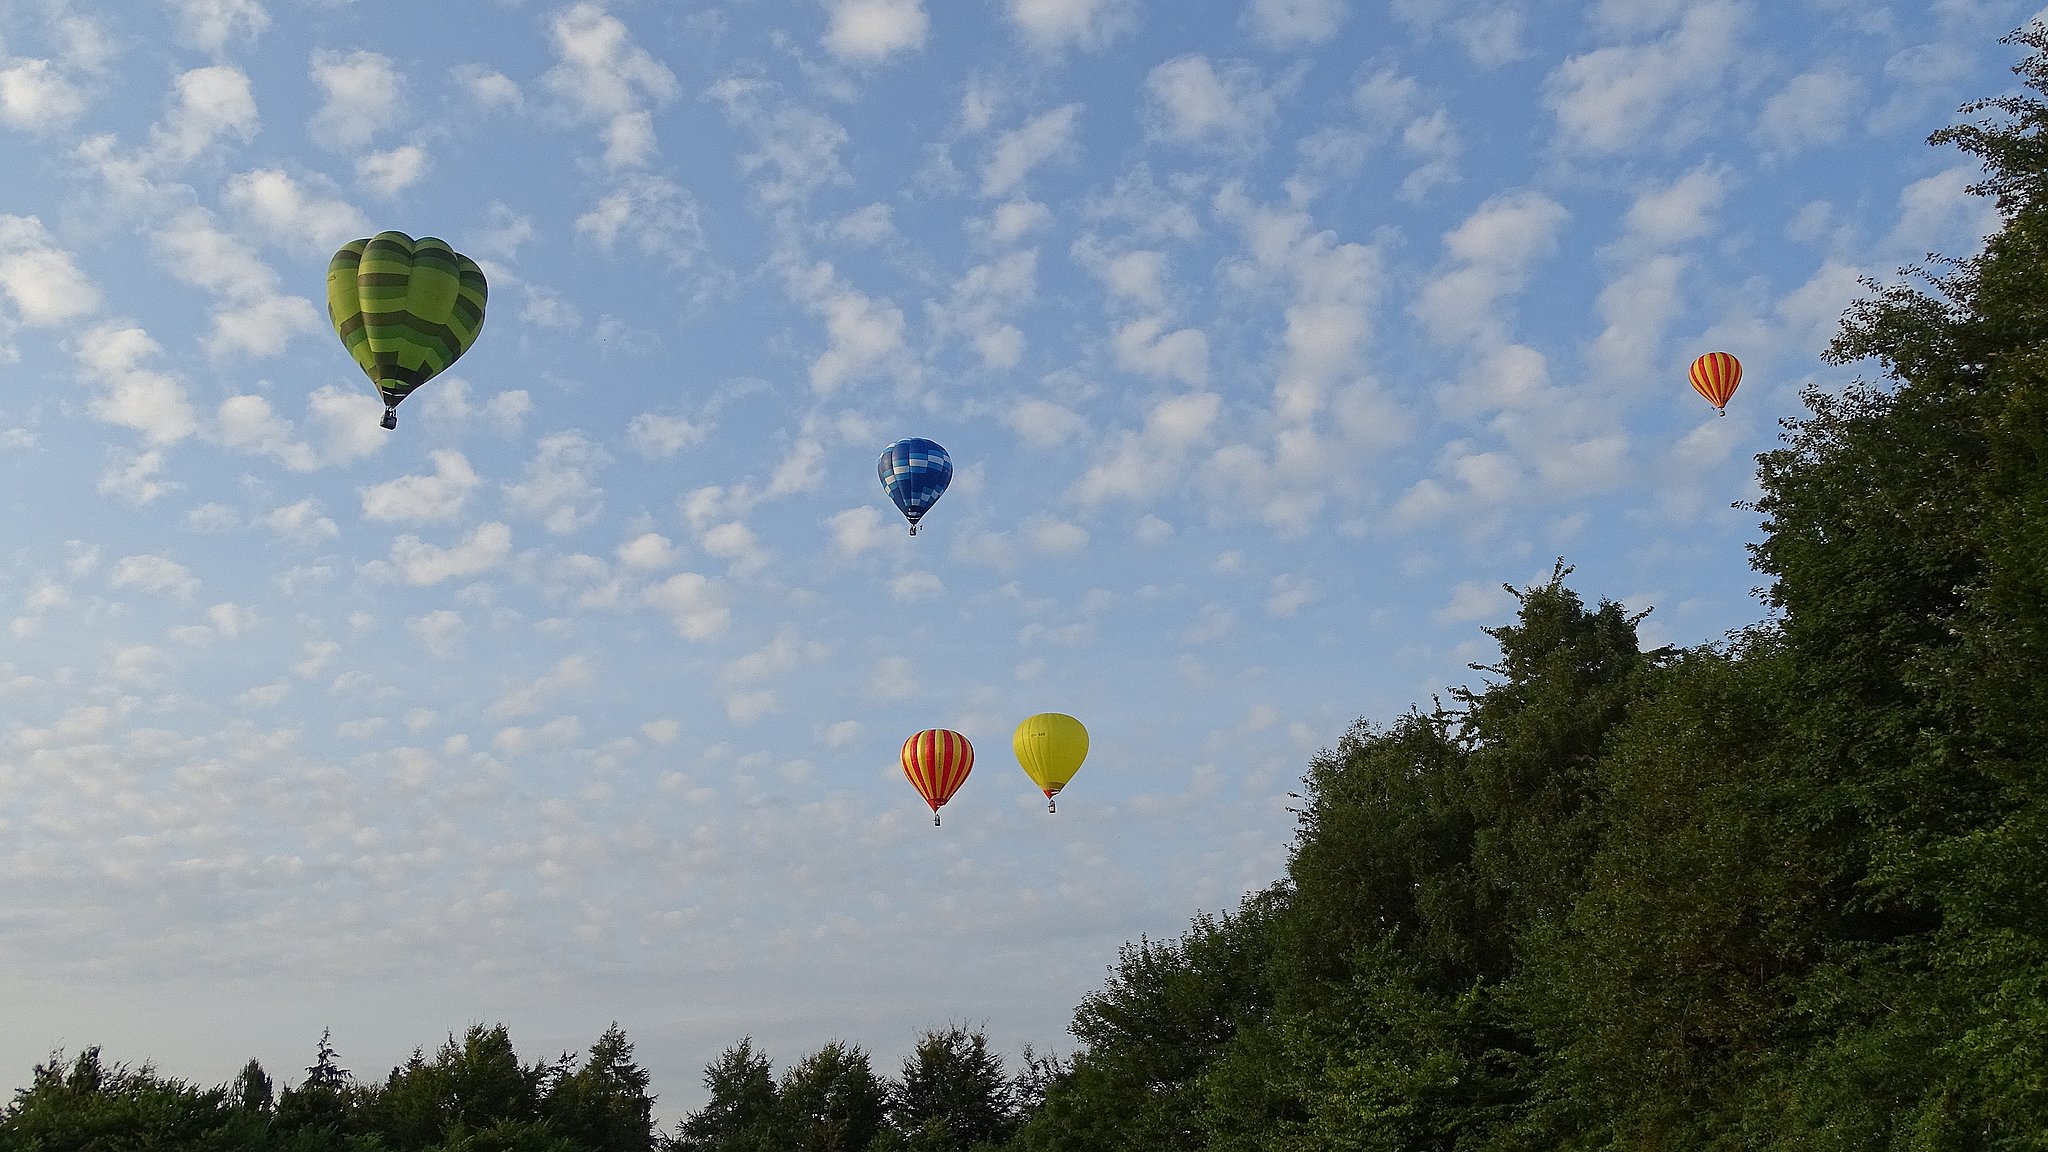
[878,438,952,535]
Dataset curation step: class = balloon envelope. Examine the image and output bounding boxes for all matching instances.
[1013,713,1088,809]
[1688,351,1741,415]
[901,728,974,825]
[878,438,952,533]
[328,231,488,422]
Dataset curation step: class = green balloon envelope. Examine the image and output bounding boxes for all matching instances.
[326,231,488,423]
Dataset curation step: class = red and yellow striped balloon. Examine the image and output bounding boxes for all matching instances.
[1688,351,1742,416]
[901,729,974,826]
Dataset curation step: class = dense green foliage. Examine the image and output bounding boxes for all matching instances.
[10,26,2048,1152]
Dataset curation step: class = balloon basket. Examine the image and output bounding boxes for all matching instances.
[933,812,941,826]
[380,407,397,430]
[909,524,919,536]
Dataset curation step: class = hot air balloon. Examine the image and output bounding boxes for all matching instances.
[328,231,488,430]
[878,438,952,535]
[1688,352,1741,416]
[1013,712,1088,813]
[901,728,974,826]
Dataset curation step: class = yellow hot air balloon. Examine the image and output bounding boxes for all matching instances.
[1013,713,1088,813]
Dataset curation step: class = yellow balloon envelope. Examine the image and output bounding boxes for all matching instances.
[1013,713,1088,812]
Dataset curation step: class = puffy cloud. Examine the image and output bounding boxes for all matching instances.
[222,170,372,257]
[109,554,199,598]
[168,0,269,53]
[1070,391,1221,505]
[1544,1,1744,153]
[1266,574,1316,616]
[1023,516,1089,554]
[150,65,259,169]
[783,258,909,394]
[705,77,851,205]
[891,570,943,601]
[99,449,176,505]
[1242,0,1347,48]
[361,451,481,523]
[576,175,704,263]
[504,432,609,534]
[75,325,197,444]
[454,64,523,112]
[1111,316,1209,385]
[1757,66,1861,153]
[981,104,1080,198]
[0,216,99,326]
[1143,55,1285,153]
[1005,0,1138,51]
[616,532,677,570]
[543,2,679,122]
[822,0,929,64]
[643,572,729,639]
[0,58,86,131]
[259,498,339,544]
[490,655,594,719]
[1623,163,1729,248]
[407,609,466,658]
[1435,578,1514,624]
[627,412,710,457]
[834,203,896,245]
[1885,165,1998,258]
[357,145,428,197]
[1005,397,1086,449]
[1413,190,1568,346]
[384,522,514,585]
[309,50,403,152]
[826,506,886,556]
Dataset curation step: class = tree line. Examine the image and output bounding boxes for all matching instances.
[10,23,2048,1152]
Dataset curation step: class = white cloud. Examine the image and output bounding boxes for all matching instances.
[1413,190,1568,346]
[1111,316,1209,385]
[868,654,916,699]
[577,175,704,261]
[1544,1,1744,153]
[1623,164,1729,248]
[1436,578,1513,624]
[1070,391,1221,505]
[454,64,523,112]
[259,498,338,544]
[1757,66,1861,153]
[1885,164,1998,257]
[0,58,86,131]
[834,203,896,245]
[705,77,851,205]
[543,2,680,122]
[76,325,197,444]
[223,169,372,257]
[504,432,609,534]
[783,258,908,393]
[215,395,316,470]
[627,412,710,457]
[1006,0,1138,51]
[109,554,199,598]
[384,522,514,585]
[1143,55,1284,152]
[643,572,729,639]
[151,65,259,169]
[822,0,929,64]
[361,451,481,523]
[1005,397,1086,449]
[0,216,99,325]
[1243,0,1346,48]
[358,145,428,197]
[490,655,595,719]
[407,609,465,658]
[827,506,886,556]
[1266,574,1316,616]
[891,570,943,601]
[1024,516,1089,553]
[309,50,403,152]
[981,104,1080,198]
[168,0,268,53]
[99,449,176,505]
[701,521,768,573]
[617,532,678,570]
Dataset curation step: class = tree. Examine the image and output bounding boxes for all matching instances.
[545,1024,656,1152]
[886,1027,1014,1150]
[775,1042,886,1152]
[665,1040,779,1152]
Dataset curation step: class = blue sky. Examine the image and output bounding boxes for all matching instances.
[0,0,2028,1120]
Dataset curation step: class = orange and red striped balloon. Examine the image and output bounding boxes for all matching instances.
[1688,352,1742,416]
[901,729,974,825]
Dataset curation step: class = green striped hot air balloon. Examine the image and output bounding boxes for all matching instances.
[326,231,487,429]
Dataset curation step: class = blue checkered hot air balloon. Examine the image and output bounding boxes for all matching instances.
[878,438,952,536]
